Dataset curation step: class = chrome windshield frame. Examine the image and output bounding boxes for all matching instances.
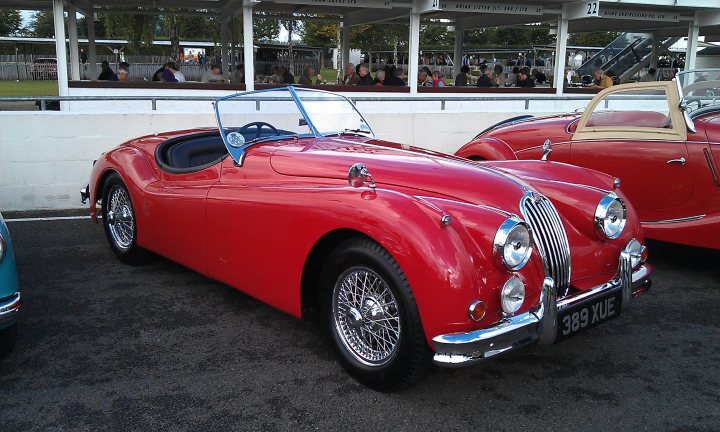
[213,86,375,165]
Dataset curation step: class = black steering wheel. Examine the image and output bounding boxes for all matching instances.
[237,122,278,140]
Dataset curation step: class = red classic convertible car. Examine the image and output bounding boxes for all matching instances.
[82,87,651,390]
[456,69,720,249]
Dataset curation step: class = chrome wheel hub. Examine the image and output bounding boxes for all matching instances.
[332,268,401,367]
[106,186,135,251]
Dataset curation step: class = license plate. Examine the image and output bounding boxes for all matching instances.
[557,290,622,340]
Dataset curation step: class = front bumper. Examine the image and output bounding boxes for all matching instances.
[0,292,22,325]
[432,252,651,367]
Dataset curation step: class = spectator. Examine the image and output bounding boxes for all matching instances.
[356,65,374,85]
[531,68,547,85]
[516,67,535,88]
[493,64,505,87]
[166,62,185,82]
[432,71,446,87]
[152,66,164,81]
[373,70,385,86]
[341,63,360,85]
[98,61,117,81]
[201,64,226,83]
[231,64,244,84]
[270,65,282,84]
[417,70,433,87]
[589,68,613,88]
[454,65,470,87]
[119,62,130,73]
[160,66,178,82]
[384,68,406,86]
[505,66,519,87]
[639,68,657,82]
[476,64,495,87]
[80,49,88,64]
[279,66,295,84]
[298,66,316,86]
[117,68,129,81]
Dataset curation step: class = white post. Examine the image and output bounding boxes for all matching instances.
[553,15,569,95]
[453,23,463,77]
[685,14,700,71]
[408,12,420,93]
[86,12,97,80]
[220,18,230,75]
[52,0,69,109]
[341,21,350,69]
[243,4,255,90]
[67,3,80,81]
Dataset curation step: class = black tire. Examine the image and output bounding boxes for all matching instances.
[320,236,432,391]
[0,323,17,358]
[101,173,150,265]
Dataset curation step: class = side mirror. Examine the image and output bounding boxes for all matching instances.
[541,139,552,161]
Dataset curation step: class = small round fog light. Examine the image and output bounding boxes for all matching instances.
[625,238,645,269]
[468,300,486,322]
[501,277,525,315]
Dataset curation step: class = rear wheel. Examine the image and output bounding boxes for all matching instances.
[0,323,17,358]
[101,173,150,265]
[321,237,431,391]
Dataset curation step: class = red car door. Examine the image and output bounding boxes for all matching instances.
[142,166,221,275]
[570,82,694,214]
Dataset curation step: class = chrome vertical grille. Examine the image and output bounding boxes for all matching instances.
[520,192,571,297]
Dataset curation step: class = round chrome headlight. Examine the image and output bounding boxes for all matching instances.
[501,277,525,315]
[595,193,626,239]
[493,218,533,270]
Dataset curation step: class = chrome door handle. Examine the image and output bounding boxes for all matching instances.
[666,157,686,165]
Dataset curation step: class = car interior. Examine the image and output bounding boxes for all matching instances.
[155,122,293,173]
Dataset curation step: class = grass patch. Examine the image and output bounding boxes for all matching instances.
[0,80,59,97]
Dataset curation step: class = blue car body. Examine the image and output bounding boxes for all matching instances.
[0,212,21,355]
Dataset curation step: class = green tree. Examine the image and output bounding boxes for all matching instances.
[252,12,280,43]
[103,13,157,54]
[0,9,21,36]
[569,32,620,47]
[299,21,337,47]
[29,10,57,38]
[419,24,451,49]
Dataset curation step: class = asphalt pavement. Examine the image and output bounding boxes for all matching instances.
[0,216,718,431]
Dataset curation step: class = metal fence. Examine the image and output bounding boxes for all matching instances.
[0,94,596,112]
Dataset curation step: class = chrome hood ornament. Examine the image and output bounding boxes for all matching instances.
[348,163,376,189]
[541,139,552,161]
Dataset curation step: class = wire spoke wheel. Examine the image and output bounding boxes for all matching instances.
[106,185,135,251]
[332,267,401,366]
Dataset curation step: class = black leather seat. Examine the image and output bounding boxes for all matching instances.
[167,136,227,169]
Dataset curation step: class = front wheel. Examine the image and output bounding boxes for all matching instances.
[321,237,431,391]
[101,173,150,265]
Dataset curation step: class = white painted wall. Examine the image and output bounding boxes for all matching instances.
[1,106,577,211]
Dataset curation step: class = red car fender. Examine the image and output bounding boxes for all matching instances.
[454,137,518,161]
[89,147,158,230]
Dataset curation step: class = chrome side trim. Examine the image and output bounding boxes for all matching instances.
[0,292,21,324]
[642,215,706,224]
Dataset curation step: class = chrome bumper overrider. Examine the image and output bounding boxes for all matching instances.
[433,254,651,367]
[0,292,22,325]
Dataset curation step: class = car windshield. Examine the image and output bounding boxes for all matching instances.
[214,87,373,146]
[676,69,720,113]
